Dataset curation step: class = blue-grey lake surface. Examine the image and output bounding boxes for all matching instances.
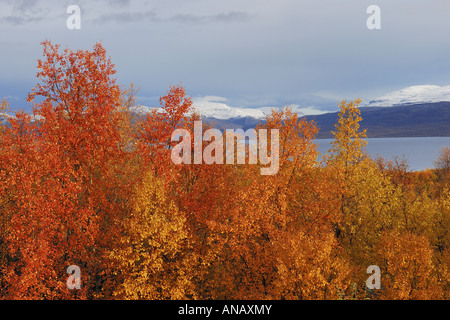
[316,137,450,171]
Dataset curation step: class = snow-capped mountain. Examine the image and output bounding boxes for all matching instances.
[191,97,329,119]
[130,96,329,122]
[191,96,266,120]
[129,105,155,116]
[129,97,266,120]
[127,84,450,136]
[307,84,450,138]
[366,85,450,107]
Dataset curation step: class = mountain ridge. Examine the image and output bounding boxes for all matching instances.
[304,102,450,138]
[366,85,450,107]
[128,101,450,138]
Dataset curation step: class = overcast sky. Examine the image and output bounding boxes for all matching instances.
[1,0,450,113]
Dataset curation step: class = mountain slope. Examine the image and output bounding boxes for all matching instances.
[130,85,450,137]
[366,85,450,107]
[304,102,450,138]
[192,97,266,120]
[130,101,450,137]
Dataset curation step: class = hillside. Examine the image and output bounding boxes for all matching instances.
[303,102,450,138]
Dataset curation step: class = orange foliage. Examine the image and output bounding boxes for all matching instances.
[0,41,448,300]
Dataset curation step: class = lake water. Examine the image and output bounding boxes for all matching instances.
[316,137,450,171]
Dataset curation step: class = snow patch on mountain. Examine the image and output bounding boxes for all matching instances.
[129,105,155,115]
[130,96,330,120]
[191,96,266,120]
[258,104,329,116]
[191,97,329,119]
[367,85,450,107]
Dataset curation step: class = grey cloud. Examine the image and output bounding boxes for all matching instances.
[1,0,449,115]
[93,9,251,25]
[109,0,131,7]
[0,0,51,25]
[93,10,159,24]
[0,15,44,25]
[168,11,252,24]
[9,0,39,13]
[0,0,252,26]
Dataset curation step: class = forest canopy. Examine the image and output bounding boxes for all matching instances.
[0,41,448,300]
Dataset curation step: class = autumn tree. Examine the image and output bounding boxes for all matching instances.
[327,99,367,169]
[324,99,370,244]
[1,40,132,299]
[1,40,449,300]
[323,99,400,295]
[0,98,10,286]
[137,84,194,174]
[325,99,369,238]
[111,171,195,299]
[434,146,450,185]
[194,108,355,299]
[374,230,443,299]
